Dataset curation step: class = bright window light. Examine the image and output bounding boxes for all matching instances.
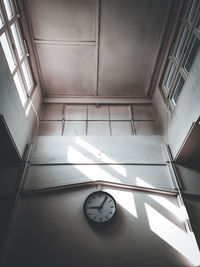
[175,27,188,61]
[3,0,14,20]
[0,9,4,28]
[0,32,16,72]
[11,22,24,60]
[22,60,32,91]
[13,72,27,106]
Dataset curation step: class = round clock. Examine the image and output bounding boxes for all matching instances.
[83,191,117,223]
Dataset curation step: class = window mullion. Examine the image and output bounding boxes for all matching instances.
[11,64,18,76]
[0,23,6,35]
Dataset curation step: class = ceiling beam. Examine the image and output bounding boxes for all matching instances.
[43,97,152,104]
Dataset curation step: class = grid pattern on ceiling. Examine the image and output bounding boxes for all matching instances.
[38,104,161,136]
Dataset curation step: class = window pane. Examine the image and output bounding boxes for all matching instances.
[2,0,14,20]
[0,32,16,72]
[183,38,200,73]
[165,63,176,92]
[175,27,188,61]
[22,60,32,91]
[0,9,4,28]
[11,22,24,60]
[186,0,197,22]
[13,72,27,106]
[171,76,185,105]
[198,16,200,30]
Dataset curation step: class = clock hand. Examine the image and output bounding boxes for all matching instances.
[99,196,108,209]
[88,206,100,209]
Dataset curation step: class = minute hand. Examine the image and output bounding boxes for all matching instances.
[99,196,108,209]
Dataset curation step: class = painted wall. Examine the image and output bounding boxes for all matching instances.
[2,108,200,266]
[2,185,198,267]
[0,46,42,158]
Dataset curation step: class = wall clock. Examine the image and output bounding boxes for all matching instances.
[83,191,117,223]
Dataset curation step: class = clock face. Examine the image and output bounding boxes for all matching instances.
[84,191,117,223]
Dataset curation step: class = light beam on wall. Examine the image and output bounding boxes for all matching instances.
[145,203,200,266]
[105,188,138,218]
[75,137,127,177]
[136,177,187,222]
[68,146,120,183]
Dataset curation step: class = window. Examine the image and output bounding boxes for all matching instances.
[171,75,185,106]
[0,0,33,107]
[183,37,200,73]
[161,0,200,108]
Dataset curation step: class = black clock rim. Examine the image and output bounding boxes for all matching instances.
[83,190,117,224]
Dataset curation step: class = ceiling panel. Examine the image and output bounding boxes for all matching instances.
[24,0,96,41]
[36,44,96,96]
[98,0,171,97]
[22,0,172,97]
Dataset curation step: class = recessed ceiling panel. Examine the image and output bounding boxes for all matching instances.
[36,44,96,96]
[24,0,96,41]
[98,0,171,97]
[22,0,172,97]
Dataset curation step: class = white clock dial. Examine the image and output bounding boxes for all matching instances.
[84,191,116,223]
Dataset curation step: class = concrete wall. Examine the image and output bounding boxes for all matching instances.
[0,45,42,158]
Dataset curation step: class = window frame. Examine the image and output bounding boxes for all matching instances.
[160,0,200,109]
[0,0,34,107]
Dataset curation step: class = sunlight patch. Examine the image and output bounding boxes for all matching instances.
[75,137,127,177]
[145,203,200,266]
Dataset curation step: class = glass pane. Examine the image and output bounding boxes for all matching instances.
[186,0,197,22]
[165,63,176,92]
[0,32,16,72]
[198,16,200,30]
[171,76,185,105]
[22,60,32,91]
[183,38,200,73]
[13,72,27,106]
[11,22,24,60]
[3,0,14,20]
[175,27,188,61]
[0,9,4,28]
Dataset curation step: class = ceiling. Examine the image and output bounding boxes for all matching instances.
[23,0,172,98]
